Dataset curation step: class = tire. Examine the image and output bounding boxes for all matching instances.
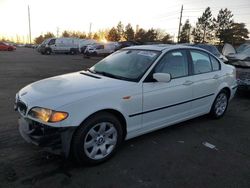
[210,90,229,119]
[71,112,123,165]
[70,49,75,55]
[45,48,51,55]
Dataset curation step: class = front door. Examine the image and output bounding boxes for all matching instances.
[142,49,193,130]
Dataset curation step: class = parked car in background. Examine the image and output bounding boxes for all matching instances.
[0,42,16,51]
[190,44,228,63]
[222,43,250,61]
[78,39,97,54]
[15,45,237,165]
[38,37,81,55]
[222,43,250,90]
[84,42,119,57]
[116,41,140,50]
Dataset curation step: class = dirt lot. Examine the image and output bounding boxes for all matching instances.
[0,48,250,188]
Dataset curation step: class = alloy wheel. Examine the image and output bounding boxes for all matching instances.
[84,122,118,160]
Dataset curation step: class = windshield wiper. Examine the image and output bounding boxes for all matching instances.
[87,68,96,74]
[87,69,119,79]
[95,71,120,79]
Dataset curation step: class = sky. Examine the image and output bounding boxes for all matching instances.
[0,0,250,42]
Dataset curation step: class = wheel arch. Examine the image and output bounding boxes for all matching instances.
[75,108,127,140]
[216,82,231,99]
[221,87,231,98]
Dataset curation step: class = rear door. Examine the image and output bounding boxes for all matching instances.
[142,49,193,130]
[188,50,222,114]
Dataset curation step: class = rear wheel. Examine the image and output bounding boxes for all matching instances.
[210,90,229,118]
[71,112,123,165]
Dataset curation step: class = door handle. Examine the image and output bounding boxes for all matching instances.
[183,80,193,86]
[213,74,219,79]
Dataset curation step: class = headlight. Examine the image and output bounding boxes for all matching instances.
[28,107,68,123]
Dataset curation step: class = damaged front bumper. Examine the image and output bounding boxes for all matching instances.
[18,117,75,157]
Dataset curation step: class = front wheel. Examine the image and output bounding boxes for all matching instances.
[210,90,229,119]
[45,48,51,55]
[70,49,75,55]
[71,112,123,165]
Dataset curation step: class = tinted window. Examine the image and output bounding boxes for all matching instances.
[191,50,212,74]
[154,50,188,79]
[48,39,56,45]
[210,56,220,71]
[96,45,104,50]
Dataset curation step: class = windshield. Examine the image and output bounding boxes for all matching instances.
[90,49,160,82]
[236,44,250,53]
[241,47,250,55]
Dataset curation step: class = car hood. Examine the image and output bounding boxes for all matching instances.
[18,71,131,109]
[230,61,250,68]
[227,53,249,61]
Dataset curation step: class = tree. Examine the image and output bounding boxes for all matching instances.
[78,33,87,39]
[44,32,55,39]
[213,8,234,44]
[135,28,147,43]
[124,23,135,41]
[34,35,44,44]
[179,19,191,43]
[145,28,158,42]
[161,34,173,43]
[223,23,249,45]
[192,7,214,43]
[155,29,166,41]
[62,30,70,37]
[116,21,124,41]
[107,27,120,41]
[93,33,100,40]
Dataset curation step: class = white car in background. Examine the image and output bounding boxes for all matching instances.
[15,45,237,165]
[84,42,119,56]
[39,37,81,55]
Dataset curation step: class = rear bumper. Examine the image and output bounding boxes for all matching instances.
[18,117,75,157]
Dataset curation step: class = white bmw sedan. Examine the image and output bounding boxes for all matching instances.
[15,45,237,164]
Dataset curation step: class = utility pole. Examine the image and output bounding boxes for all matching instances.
[89,22,92,38]
[177,5,183,43]
[57,27,60,38]
[28,5,32,44]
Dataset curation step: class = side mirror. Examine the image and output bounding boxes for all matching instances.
[153,73,171,83]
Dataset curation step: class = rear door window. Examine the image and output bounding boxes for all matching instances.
[190,50,212,74]
[210,56,220,71]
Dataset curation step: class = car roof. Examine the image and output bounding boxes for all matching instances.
[124,44,206,52]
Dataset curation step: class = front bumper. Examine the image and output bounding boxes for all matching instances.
[18,117,75,157]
